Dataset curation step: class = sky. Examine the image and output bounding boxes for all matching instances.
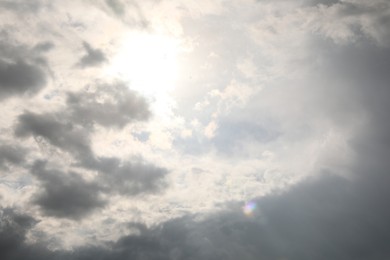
[0,0,390,259]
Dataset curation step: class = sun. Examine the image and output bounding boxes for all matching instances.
[106,32,180,97]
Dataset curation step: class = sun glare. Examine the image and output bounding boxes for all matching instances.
[107,32,179,97]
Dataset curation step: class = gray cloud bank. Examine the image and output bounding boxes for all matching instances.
[1,162,389,259]
[12,83,166,218]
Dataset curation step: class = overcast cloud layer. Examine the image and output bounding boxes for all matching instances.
[1,0,390,259]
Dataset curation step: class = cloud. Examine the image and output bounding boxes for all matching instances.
[102,0,149,28]
[33,42,55,53]
[0,208,54,260]
[0,59,47,100]
[67,84,151,129]
[0,208,35,259]
[14,83,151,156]
[1,0,390,257]
[12,80,167,200]
[14,109,167,199]
[0,0,44,13]
[305,0,390,45]
[14,111,93,160]
[1,164,390,259]
[77,42,107,68]
[105,0,125,16]
[30,161,106,220]
[211,119,281,155]
[86,157,168,196]
[0,145,27,171]
[135,170,389,260]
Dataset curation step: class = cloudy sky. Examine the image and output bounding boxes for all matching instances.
[1,0,390,259]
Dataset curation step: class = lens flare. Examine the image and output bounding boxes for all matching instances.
[243,201,257,216]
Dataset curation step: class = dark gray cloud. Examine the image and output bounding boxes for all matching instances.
[84,157,168,196]
[14,110,166,199]
[14,83,150,156]
[338,1,390,43]
[0,208,37,260]
[67,84,151,129]
[78,42,107,68]
[0,145,27,171]
[138,170,389,260]
[12,86,165,211]
[0,208,55,260]
[0,59,47,100]
[30,161,106,219]
[1,166,390,259]
[15,111,93,160]
[12,81,166,199]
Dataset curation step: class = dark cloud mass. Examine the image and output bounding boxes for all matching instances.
[1,169,390,259]
[14,107,166,203]
[15,111,92,159]
[11,82,166,217]
[0,59,46,100]
[30,161,106,219]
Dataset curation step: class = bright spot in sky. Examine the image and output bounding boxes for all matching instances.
[243,201,257,216]
[107,32,180,97]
